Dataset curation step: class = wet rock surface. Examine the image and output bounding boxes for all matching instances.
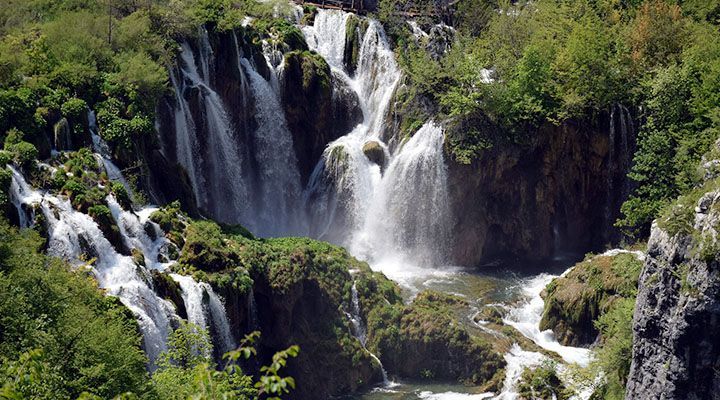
[626,193,720,399]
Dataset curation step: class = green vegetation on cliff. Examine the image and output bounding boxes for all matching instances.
[366,290,505,384]
[540,252,643,346]
[517,360,571,400]
[379,0,720,238]
[539,251,642,399]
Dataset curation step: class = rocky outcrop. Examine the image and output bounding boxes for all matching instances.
[539,251,643,346]
[446,110,635,265]
[362,140,385,168]
[625,191,720,399]
[282,50,363,184]
[366,290,505,383]
[167,217,506,399]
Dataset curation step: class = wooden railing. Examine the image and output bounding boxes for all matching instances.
[295,0,366,14]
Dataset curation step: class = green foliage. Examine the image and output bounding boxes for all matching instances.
[540,252,642,346]
[152,323,256,400]
[365,290,504,383]
[590,298,636,400]
[284,50,331,91]
[255,345,300,399]
[617,25,720,232]
[8,141,38,168]
[254,19,308,52]
[60,97,88,120]
[158,320,213,369]
[96,97,154,150]
[0,218,150,399]
[153,325,298,400]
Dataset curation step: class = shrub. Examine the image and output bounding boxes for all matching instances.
[60,97,88,120]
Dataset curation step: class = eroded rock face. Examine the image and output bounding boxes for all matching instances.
[447,115,632,265]
[282,51,363,185]
[625,198,720,399]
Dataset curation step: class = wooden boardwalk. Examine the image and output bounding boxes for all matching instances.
[295,0,368,14]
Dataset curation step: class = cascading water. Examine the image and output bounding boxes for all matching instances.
[9,167,177,367]
[9,163,238,367]
[240,57,305,236]
[604,103,634,234]
[171,274,236,355]
[170,35,251,224]
[88,110,133,198]
[303,10,451,274]
[352,122,451,266]
[346,280,391,385]
[164,28,308,236]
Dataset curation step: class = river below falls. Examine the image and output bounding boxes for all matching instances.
[351,252,593,400]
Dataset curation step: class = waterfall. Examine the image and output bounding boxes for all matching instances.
[163,28,309,235]
[9,164,236,367]
[170,274,236,355]
[161,10,450,270]
[348,282,367,345]
[88,110,133,198]
[171,35,251,224]
[346,280,391,385]
[247,288,259,331]
[9,167,177,367]
[205,287,235,354]
[303,10,452,271]
[352,122,451,265]
[302,10,351,69]
[240,57,304,236]
[605,104,634,233]
[171,274,209,333]
[503,273,591,366]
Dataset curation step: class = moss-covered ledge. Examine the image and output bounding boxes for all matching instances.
[539,251,643,346]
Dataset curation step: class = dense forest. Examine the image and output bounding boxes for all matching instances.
[1,0,719,398]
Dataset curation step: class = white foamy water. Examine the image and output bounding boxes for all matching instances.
[503,273,592,366]
[9,167,177,367]
[418,391,495,400]
[170,273,236,355]
[494,344,547,400]
[8,165,237,367]
[303,10,451,278]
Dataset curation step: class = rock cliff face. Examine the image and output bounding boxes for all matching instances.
[626,193,720,399]
[446,113,634,266]
[282,50,362,184]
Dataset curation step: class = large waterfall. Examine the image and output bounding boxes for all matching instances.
[303,10,451,269]
[163,9,453,270]
[4,6,614,399]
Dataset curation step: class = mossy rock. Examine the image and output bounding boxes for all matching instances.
[53,117,72,151]
[87,204,129,256]
[366,290,505,384]
[344,15,369,75]
[517,361,573,400]
[362,141,385,168]
[151,270,187,320]
[131,247,145,267]
[284,50,331,91]
[539,252,643,346]
[253,18,308,52]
